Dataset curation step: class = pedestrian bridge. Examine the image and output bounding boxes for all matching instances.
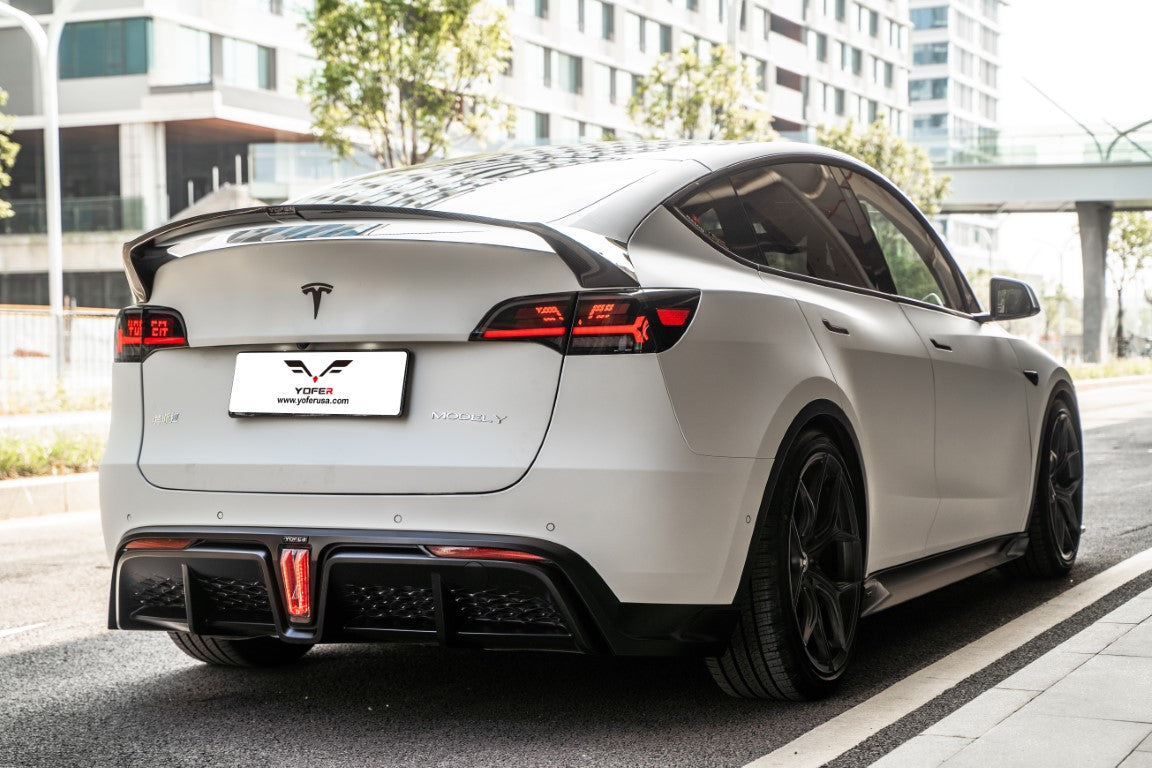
[933,148,1152,362]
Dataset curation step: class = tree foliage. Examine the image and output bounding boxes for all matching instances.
[1107,211,1152,357]
[627,45,776,141]
[0,88,19,219]
[816,118,949,215]
[301,0,513,169]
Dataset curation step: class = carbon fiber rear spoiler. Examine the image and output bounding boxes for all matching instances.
[122,204,639,303]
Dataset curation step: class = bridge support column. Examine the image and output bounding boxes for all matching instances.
[1077,201,1113,363]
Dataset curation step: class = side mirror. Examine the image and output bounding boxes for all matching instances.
[983,277,1041,322]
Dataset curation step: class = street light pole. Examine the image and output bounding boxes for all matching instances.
[0,1,64,383]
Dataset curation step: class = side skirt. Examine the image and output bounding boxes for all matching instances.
[861,533,1030,617]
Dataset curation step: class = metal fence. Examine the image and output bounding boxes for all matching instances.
[0,305,117,412]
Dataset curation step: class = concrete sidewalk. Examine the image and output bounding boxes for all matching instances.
[872,586,1152,768]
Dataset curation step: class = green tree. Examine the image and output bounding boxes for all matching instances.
[1107,211,1152,358]
[301,0,513,169]
[816,118,949,215]
[0,88,19,219]
[627,44,776,141]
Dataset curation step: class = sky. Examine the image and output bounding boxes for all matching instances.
[980,0,1152,302]
[999,0,1152,132]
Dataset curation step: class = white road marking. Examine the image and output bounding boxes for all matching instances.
[744,545,1152,768]
[0,623,47,640]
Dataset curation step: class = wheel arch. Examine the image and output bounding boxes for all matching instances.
[1022,377,1081,533]
[737,399,870,596]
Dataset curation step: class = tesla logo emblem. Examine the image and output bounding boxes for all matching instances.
[285,359,352,382]
[301,282,333,318]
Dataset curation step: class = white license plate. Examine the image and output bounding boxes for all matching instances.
[228,351,409,417]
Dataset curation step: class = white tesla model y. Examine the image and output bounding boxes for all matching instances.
[100,142,1082,700]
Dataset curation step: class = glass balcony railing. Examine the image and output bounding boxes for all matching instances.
[0,196,145,235]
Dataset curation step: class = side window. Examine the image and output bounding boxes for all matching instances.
[730,164,875,290]
[843,171,966,309]
[672,177,759,264]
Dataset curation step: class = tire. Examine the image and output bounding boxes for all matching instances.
[168,632,313,667]
[1006,396,1083,578]
[707,429,865,700]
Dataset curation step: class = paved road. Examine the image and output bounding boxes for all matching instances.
[2,380,1152,767]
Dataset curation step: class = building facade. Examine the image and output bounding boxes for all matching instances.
[907,0,1000,163]
[0,0,912,306]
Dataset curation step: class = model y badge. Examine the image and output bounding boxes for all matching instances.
[285,359,352,383]
[301,282,333,318]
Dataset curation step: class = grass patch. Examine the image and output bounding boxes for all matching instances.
[1066,358,1152,381]
[0,390,111,416]
[0,430,106,480]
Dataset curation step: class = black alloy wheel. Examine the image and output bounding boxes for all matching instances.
[707,429,865,700]
[1045,406,1083,564]
[787,450,864,679]
[1007,396,1083,578]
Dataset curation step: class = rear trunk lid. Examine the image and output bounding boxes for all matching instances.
[136,221,587,495]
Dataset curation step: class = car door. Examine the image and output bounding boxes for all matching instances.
[726,162,941,571]
[837,167,1033,555]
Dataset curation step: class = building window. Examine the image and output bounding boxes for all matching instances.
[152,25,211,86]
[834,87,845,115]
[913,41,948,65]
[659,23,672,54]
[884,60,893,88]
[221,37,275,90]
[761,8,770,40]
[739,0,747,30]
[600,2,615,39]
[867,99,878,123]
[59,18,151,78]
[980,59,998,88]
[910,6,947,29]
[981,25,998,54]
[912,113,947,137]
[909,77,947,101]
[770,13,805,42]
[776,67,803,92]
[558,52,583,94]
[535,112,550,141]
[576,0,585,31]
[982,0,999,21]
[868,9,879,37]
[687,0,698,11]
[814,32,828,62]
[751,58,767,91]
[535,0,548,18]
[609,65,618,103]
[850,46,862,76]
[834,0,845,22]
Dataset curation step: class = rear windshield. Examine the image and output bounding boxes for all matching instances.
[293,148,681,222]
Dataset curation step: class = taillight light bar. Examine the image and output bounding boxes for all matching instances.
[115,305,189,362]
[279,548,311,621]
[471,289,700,354]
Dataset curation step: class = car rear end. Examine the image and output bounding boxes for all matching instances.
[101,205,763,658]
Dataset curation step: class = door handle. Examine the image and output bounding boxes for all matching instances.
[822,319,850,335]
[930,338,952,351]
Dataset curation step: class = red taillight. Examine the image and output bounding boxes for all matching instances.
[115,306,188,362]
[427,545,548,563]
[472,290,699,354]
[124,538,196,550]
[279,548,311,620]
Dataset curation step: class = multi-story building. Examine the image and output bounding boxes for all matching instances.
[0,0,912,306]
[907,0,1000,163]
[501,0,911,144]
[0,0,316,305]
[907,0,1002,276]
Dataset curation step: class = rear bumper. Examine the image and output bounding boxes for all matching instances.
[110,527,739,656]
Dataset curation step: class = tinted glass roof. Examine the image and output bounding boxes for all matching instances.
[292,141,716,213]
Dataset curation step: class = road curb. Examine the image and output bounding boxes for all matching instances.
[0,472,99,521]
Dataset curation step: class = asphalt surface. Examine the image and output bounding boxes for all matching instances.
[2,380,1151,768]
